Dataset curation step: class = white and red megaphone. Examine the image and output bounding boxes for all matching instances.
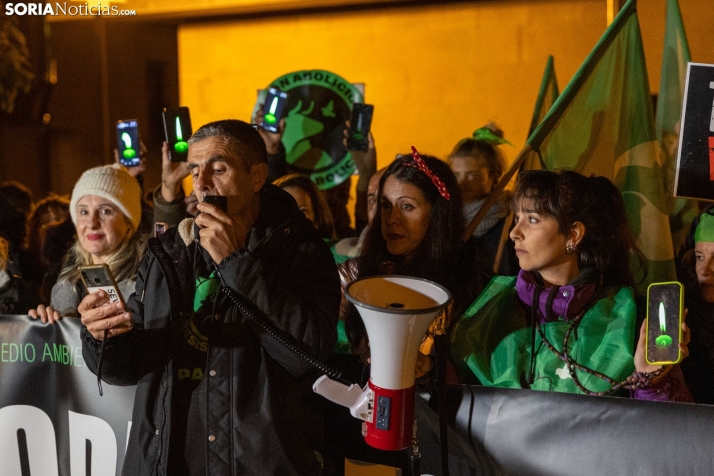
[313,276,451,451]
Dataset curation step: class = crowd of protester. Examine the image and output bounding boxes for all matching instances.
[0,109,710,473]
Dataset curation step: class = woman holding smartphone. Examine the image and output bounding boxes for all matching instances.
[29,164,145,322]
[451,170,692,401]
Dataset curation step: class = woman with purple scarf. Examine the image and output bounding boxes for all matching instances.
[451,170,692,401]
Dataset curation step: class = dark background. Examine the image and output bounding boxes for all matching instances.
[674,63,714,201]
[0,15,179,200]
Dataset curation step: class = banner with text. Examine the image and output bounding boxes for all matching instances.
[0,315,136,476]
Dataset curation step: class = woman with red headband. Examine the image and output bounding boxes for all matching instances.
[324,147,487,472]
[340,147,486,375]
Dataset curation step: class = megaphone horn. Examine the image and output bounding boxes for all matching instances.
[313,275,451,451]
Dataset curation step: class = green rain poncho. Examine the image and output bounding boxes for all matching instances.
[450,275,637,394]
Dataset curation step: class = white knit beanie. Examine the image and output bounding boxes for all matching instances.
[69,164,142,231]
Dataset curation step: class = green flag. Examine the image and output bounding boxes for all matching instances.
[656,0,698,252]
[529,55,560,137]
[527,0,675,294]
[656,0,691,145]
[521,56,561,172]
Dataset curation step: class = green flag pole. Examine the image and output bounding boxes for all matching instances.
[529,55,559,137]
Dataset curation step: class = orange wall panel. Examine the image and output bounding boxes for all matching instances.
[178,0,606,170]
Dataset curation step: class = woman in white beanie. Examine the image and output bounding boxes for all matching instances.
[29,164,146,323]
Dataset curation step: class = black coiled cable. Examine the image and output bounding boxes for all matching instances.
[210,263,351,386]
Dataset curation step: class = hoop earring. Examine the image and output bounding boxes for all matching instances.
[566,243,576,255]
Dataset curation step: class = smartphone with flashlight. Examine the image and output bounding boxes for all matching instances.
[202,195,227,213]
[162,107,192,162]
[646,281,684,365]
[346,103,374,152]
[78,264,125,307]
[116,119,141,167]
[259,88,288,133]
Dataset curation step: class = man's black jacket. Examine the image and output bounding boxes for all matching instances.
[82,185,341,475]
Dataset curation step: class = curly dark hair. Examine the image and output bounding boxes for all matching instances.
[357,153,464,286]
[513,169,646,288]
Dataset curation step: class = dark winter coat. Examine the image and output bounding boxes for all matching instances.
[81,185,341,475]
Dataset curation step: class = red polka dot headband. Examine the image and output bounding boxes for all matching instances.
[404,146,451,201]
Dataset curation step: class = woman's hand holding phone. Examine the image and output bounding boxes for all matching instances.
[78,290,134,341]
[633,313,691,386]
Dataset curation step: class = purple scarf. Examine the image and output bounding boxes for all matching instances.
[515,269,599,323]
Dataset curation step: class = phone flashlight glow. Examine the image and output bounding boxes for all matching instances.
[265,97,279,124]
[174,116,189,153]
[655,301,673,347]
[121,132,136,159]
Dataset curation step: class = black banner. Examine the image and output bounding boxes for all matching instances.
[3,316,713,476]
[444,385,714,476]
[0,315,135,476]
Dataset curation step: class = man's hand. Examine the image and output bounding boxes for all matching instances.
[78,290,134,341]
[160,141,189,202]
[255,106,286,154]
[185,191,199,217]
[195,200,249,264]
[29,305,61,324]
[634,311,690,386]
